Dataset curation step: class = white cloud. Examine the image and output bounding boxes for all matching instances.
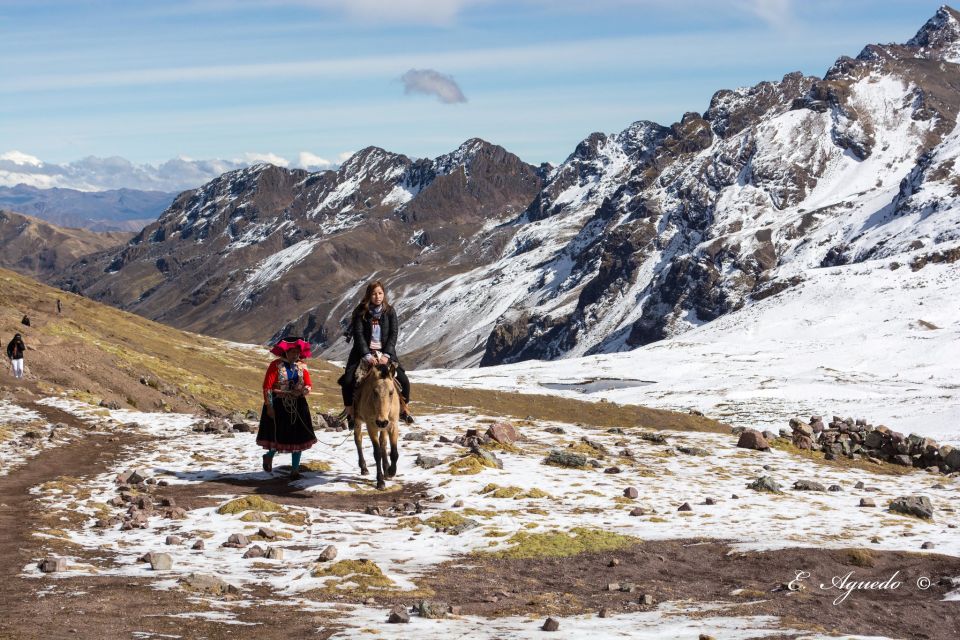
[242,151,290,167]
[337,151,355,163]
[297,151,334,169]
[736,0,793,29]
[256,0,481,26]
[400,68,467,104]
[0,150,355,192]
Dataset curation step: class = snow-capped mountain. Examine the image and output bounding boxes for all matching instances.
[61,6,960,369]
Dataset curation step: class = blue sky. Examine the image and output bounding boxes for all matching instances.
[0,0,951,189]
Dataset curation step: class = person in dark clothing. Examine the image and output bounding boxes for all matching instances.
[21,315,30,327]
[337,280,413,424]
[56,299,62,314]
[6,333,25,380]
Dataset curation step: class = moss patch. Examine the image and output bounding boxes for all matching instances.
[486,527,640,559]
[423,511,480,534]
[478,484,551,500]
[446,454,499,475]
[217,496,284,515]
[299,460,332,472]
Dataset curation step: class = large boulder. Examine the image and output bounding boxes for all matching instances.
[737,429,770,451]
[889,495,934,520]
[486,422,519,445]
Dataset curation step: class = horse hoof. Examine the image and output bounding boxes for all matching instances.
[360,468,369,476]
[386,467,397,479]
[377,482,387,491]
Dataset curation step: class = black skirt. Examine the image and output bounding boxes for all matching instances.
[256,396,317,453]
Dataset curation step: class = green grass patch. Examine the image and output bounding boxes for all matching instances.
[486,527,640,559]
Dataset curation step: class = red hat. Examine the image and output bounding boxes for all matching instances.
[270,336,312,359]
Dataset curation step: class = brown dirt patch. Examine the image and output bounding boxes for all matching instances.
[415,538,960,639]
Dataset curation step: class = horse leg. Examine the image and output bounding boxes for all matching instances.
[369,425,385,490]
[387,422,399,478]
[354,420,368,475]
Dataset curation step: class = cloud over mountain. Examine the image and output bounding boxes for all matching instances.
[0,150,351,192]
[400,69,468,104]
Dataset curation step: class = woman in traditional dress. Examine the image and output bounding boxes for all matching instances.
[337,280,413,424]
[256,336,317,479]
[6,333,25,380]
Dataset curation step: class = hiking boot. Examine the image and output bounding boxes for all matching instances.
[400,411,415,425]
[262,453,273,473]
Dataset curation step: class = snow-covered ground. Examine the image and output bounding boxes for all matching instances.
[413,255,960,444]
[20,397,960,638]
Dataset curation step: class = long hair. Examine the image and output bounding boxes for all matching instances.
[351,280,391,323]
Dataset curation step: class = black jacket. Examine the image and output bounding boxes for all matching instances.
[348,305,399,365]
[6,338,25,360]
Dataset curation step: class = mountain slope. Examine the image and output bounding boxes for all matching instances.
[0,210,132,280]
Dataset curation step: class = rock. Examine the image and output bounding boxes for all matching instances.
[598,608,609,618]
[855,481,866,489]
[167,507,188,520]
[178,573,239,596]
[544,426,566,434]
[604,466,622,474]
[258,527,277,540]
[266,547,284,560]
[858,497,876,508]
[243,545,265,559]
[792,422,813,437]
[921,541,935,549]
[629,507,648,516]
[623,487,639,499]
[639,594,655,606]
[678,502,692,512]
[737,430,770,451]
[542,617,560,632]
[793,479,826,492]
[417,600,448,619]
[545,450,587,468]
[404,431,430,442]
[639,432,667,444]
[224,533,249,548]
[387,606,410,623]
[704,497,717,505]
[828,485,842,492]
[160,497,176,507]
[192,539,205,550]
[415,455,443,470]
[317,545,337,562]
[889,495,934,520]
[232,423,254,433]
[677,446,710,456]
[150,553,173,571]
[38,557,66,573]
[748,476,782,493]
[472,447,503,469]
[117,469,147,485]
[943,447,960,472]
[165,535,182,545]
[486,422,518,445]
[619,582,637,593]
[607,582,620,591]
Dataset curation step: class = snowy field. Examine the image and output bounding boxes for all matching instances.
[16,397,960,638]
[414,256,960,445]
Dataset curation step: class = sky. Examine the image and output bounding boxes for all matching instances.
[0,0,952,191]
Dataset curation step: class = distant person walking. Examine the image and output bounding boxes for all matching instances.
[6,333,25,380]
[255,337,317,479]
[20,315,30,327]
[56,299,62,314]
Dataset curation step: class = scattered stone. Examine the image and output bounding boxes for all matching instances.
[678,502,692,512]
[192,539,205,550]
[404,431,430,442]
[921,542,935,550]
[748,476,782,493]
[598,608,609,618]
[317,545,337,562]
[415,455,443,470]
[607,582,620,592]
[417,600,449,619]
[639,432,667,444]
[793,479,826,492]
[604,466,621,474]
[623,487,639,499]
[365,506,382,516]
[165,535,182,545]
[545,450,587,468]
[178,573,239,596]
[258,527,277,540]
[160,497,176,507]
[889,495,934,520]
[243,545,266,559]
[704,497,717,505]
[486,422,518,445]
[677,446,710,456]
[828,485,842,492]
[542,617,560,632]
[266,547,284,560]
[859,498,877,508]
[387,606,410,624]
[619,583,637,593]
[608,558,620,567]
[167,507,188,520]
[737,430,770,451]
[639,594,655,606]
[38,557,66,573]
[117,469,146,485]
[629,507,648,517]
[150,553,173,571]
[224,533,249,548]
[544,426,566,434]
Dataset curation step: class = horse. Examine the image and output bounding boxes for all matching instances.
[352,362,401,490]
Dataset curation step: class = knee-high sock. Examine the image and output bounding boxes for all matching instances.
[266,449,277,458]
[291,451,302,471]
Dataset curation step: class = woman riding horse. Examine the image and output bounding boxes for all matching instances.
[338,280,413,424]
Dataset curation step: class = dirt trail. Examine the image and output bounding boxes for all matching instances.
[0,399,338,640]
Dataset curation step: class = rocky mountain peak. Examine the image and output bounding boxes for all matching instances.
[907,5,960,54]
